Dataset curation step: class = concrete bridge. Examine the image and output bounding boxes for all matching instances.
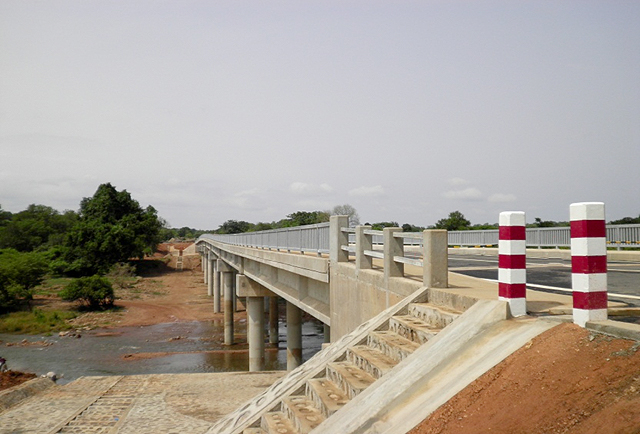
[196,216,450,372]
[190,204,640,433]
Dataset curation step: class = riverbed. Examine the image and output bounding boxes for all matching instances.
[0,319,325,384]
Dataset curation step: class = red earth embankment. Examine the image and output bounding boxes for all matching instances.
[410,322,640,434]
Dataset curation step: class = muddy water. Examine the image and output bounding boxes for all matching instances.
[0,320,325,384]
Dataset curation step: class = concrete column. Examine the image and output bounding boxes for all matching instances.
[498,213,527,317]
[213,262,221,313]
[203,250,209,284]
[570,202,608,327]
[269,296,279,345]
[286,301,302,370]
[330,215,350,263]
[247,296,265,371]
[237,275,273,371]
[355,225,373,270]
[423,229,448,289]
[207,256,214,296]
[223,271,234,345]
[383,227,404,280]
[323,324,331,344]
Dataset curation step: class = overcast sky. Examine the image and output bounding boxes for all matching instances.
[1,1,638,229]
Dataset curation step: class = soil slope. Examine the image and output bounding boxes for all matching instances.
[410,322,640,434]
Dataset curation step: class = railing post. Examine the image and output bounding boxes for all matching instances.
[570,202,607,327]
[355,225,373,270]
[423,229,448,288]
[384,227,404,280]
[330,215,349,263]
[499,211,527,317]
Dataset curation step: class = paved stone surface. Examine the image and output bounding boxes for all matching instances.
[0,372,285,434]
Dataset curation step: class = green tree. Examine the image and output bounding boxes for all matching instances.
[0,249,48,311]
[0,205,11,227]
[285,211,330,227]
[370,221,400,231]
[63,183,163,275]
[609,215,640,225]
[402,223,425,232]
[434,211,471,231]
[216,219,253,234]
[60,275,114,309]
[0,205,77,252]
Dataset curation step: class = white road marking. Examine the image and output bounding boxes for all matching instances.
[480,278,640,300]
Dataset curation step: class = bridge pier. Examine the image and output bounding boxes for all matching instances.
[203,250,209,285]
[207,253,214,297]
[286,301,302,370]
[247,296,265,371]
[269,296,279,345]
[213,260,221,313]
[237,275,273,371]
[218,260,235,345]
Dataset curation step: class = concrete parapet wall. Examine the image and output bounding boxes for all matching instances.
[330,262,422,340]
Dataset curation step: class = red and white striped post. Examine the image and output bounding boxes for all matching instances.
[498,211,527,317]
[570,202,608,326]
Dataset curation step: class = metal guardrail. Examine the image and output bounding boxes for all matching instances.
[198,223,640,252]
[448,224,640,249]
[198,222,330,255]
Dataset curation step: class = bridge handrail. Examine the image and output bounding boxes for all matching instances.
[447,224,640,249]
[197,223,640,253]
[198,222,330,255]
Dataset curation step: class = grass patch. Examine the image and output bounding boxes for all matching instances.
[33,276,75,297]
[0,309,77,334]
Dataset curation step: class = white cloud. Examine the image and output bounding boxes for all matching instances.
[442,188,483,200]
[225,189,262,209]
[488,193,517,202]
[448,177,469,186]
[349,185,385,197]
[289,182,333,195]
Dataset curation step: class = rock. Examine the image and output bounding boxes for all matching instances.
[45,372,57,382]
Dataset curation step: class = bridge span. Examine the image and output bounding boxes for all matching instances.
[196,216,450,372]
[196,210,640,374]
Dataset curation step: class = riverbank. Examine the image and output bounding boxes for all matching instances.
[0,262,325,383]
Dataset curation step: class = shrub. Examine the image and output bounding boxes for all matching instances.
[0,249,48,312]
[106,262,138,290]
[59,275,114,309]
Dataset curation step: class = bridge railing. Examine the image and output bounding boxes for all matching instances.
[198,222,330,255]
[334,219,448,288]
[198,223,640,253]
[447,224,640,249]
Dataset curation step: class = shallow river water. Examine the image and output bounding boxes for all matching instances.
[0,319,325,384]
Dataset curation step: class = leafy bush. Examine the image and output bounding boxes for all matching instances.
[106,262,138,290]
[59,275,114,309]
[0,249,48,312]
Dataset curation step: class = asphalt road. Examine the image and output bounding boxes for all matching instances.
[447,255,640,308]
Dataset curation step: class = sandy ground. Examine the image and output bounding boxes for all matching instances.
[410,322,640,434]
[64,256,247,329]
